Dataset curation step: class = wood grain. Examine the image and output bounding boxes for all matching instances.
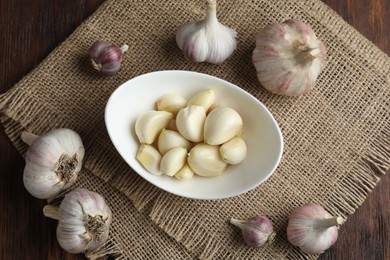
[0,1,388,259]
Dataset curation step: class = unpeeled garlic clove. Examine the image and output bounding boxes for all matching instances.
[188,143,227,177]
[135,110,173,144]
[231,216,276,247]
[156,93,187,116]
[174,163,194,180]
[204,106,243,145]
[176,105,206,142]
[160,147,188,176]
[187,89,215,113]
[220,136,247,164]
[158,129,193,155]
[136,144,162,175]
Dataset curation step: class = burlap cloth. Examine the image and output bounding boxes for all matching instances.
[1,0,389,259]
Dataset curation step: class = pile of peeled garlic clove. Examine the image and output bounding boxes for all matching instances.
[135,89,247,180]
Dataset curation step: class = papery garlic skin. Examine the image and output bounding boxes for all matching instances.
[188,143,227,177]
[252,19,327,96]
[287,203,345,254]
[136,144,162,175]
[219,136,247,164]
[23,128,85,199]
[135,110,173,144]
[204,106,243,145]
[176,0,237,64]
[231,216,276,247]
[56,188,112,254]
[160,147,188,176]
[176,105,206,142]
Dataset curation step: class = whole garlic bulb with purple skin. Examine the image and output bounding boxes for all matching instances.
[287,203,345,254]
[176,0,237,64]
[252,19,327,96]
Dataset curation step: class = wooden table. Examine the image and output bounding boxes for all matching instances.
[0,1,388,259]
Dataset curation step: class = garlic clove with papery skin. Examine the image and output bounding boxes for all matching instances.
[43,188,112,254]
[287,203,345,254]
[176,0,237,64]
[252,19,327,96]
[230,215,276,247]
[22,128,85,200]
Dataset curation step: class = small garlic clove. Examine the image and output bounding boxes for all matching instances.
[231,216,276,247]
[174,163,194,180]
[136,144,162,175]
[287,203,345,254]
[156,93,187,116]
[158,128,193,155]
[135,110,173,144]
[160,147,188,176]
[166,118,178,131]
[219,136,247,164]
[188,143,227,177]
[176,105,206,142]
[176,0,237,64]
[204,106,243,145]
[187,89,215,113]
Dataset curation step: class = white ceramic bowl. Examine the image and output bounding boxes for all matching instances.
[105,70,283,200]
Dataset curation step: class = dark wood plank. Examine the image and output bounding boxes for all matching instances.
[0,0,388,259]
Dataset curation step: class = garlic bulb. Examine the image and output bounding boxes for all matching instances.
[231,215,276,247]
[204,106,243,145]
[136,144,162,175]
[176,105,206,142]
[188,143,227,177]
[135,110,173,144]
[22,129,85,199]
[219,136,247,164]
[157,129,193,155]
[252,19,327,96]
[176,0,237,64]
[287,203,345,254]
[156,93,187,116]
[44,188,112,254]
[160,147,188,176]
[89,40,129,76]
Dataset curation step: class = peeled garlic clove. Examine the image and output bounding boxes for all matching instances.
[188,143,227,177]
[287,203,345,254]
[156,93,187,116]
[220,136,247,164]
[160,147,187,176]
[252,19,327,96]
[136,144,162,175]
[174,163,194,180]
[158,129,193,155]
[231,216,276,247]
[166,118,178,131]
[188,89,215,113]
[135,110,173,144]
[22,128,85,199]
[204,107,243,145]
[176,105,206,142]
[176,0,237,64]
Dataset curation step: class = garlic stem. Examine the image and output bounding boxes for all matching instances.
[314,217,345,229]
[205,0,217,24]
[43,205,60,220]
[120,44,129,53]
[21,131,39,145]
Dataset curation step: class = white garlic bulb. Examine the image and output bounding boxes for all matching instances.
[287,203,345,254]
[160,147,188,176]
[157,129,193,155]
[188,143,227,177]
[176,0,237,64]
[176,105,206,142]
[187,89,215,113]
[135,110,173,144]
[43,188,112,254]
[219,136,247,164]
[156,93,187,116]
[204,106,243,145]
[22,128,85,199]
[252,19,327,96]
[136,144,162,175]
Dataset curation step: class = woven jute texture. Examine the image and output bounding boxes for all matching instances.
[1,0,389,259]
